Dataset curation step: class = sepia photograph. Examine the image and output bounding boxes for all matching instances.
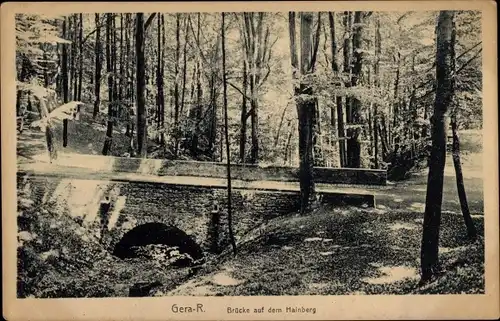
[2,1,498,320]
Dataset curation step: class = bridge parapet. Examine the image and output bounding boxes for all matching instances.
[29,153,387,186]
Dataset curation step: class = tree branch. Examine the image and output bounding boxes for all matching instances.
[453,47,482,77]
[456,41,482,61]
[81,21,106,46]
[187,19,253,101]
[309,12,322,72]
[144,13,157,32]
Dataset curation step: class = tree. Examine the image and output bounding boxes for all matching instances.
[344,11,365,168]
[77,13,83,101]
[93,13,102,118]
[136,13,147,157]
[420,11,456,283]
[373,16,381,169]
[61,16,69,103]
[328,12,346,167]
[221,12,237,255]
[289,12,317,214]
[135,13,157,158]
[450,112,477,239]
[102,13,114,155]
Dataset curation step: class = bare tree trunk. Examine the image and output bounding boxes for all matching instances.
[119,14,124,110]
[61,17,69,104]
[173,14,181,157]
[93,14,102,118]
[77,13,83,101]
[373,16,381,168]
[451,116,477,239]
[290,12,317,214]
[136,13,147,158]
[346,11,363,168]
[421,10,455,283]
[221,12,237,255]
[102,13,114,155]
[239,59,248,163]
[160,14,166,146]
[342,11,352,168]
[328,12,346,167]
[156,13,162,144]
[69,15,75,100]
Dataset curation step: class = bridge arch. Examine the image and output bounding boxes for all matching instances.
[112,222,204,263]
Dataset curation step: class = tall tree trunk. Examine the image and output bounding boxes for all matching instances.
[190,13,203,156]
[221,12,237,255]
[160,14,166,146]
[342,11,352,168]
[72,15,78,100]
[62,17,69,103]
[93,14,102,118]
[249,14,261,164]
[136,13,147,158]
[291,12,317,214]
[451,115,477,239]
[119,14,124,109]
[156,13,162,144]
[102,13,114,155]
[77,13,83,101]
[173,14,181,157]
[208,31,220,161]
[124,14,131,135]
[69,15,75,100]
[373,16,381,168]
[328,12,346,168]
[420,10,455,283]
[346,11,363,168]
[180,15,189,123]
[239,59,248,163]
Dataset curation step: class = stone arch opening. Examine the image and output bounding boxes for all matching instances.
[112,222,204,266]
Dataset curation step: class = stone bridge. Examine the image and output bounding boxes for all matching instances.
[17,153,386,258]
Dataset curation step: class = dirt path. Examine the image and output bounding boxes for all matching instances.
[374,152,483,213]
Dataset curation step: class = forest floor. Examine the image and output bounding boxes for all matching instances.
[166,207,484,296]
